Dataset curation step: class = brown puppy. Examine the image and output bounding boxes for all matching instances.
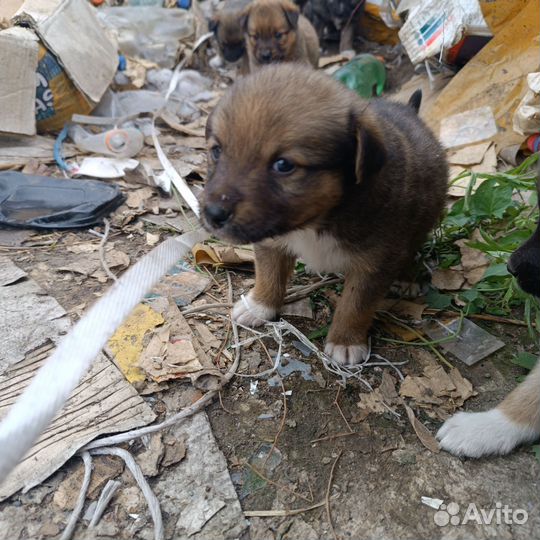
[201,64,448,366]
[209,0,251,65]
[243,0,319,70]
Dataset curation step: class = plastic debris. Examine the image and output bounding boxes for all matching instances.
[0,171,125,230]
[422,317,505,366]
[332,54,386,98]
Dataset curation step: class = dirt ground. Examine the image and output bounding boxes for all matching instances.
[1,225,538,540]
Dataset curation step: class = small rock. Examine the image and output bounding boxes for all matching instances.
[137,433,165,477]
[162,438,186,468]
[391,449,417,465]
[322,457,332,465]
[286,419,297,428]
[38,522,60,537]
[117,486,143,514]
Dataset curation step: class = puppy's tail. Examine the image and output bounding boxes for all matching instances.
[408,90,422,114]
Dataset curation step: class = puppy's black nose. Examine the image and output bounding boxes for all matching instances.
[260,51,272,63]
[204,204,232,228]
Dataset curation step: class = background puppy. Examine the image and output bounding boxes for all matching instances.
[209,0,250,65]
[243,0,320,70]
[438,169,540,457]
[303,0,365,52]
[201,65,448,366]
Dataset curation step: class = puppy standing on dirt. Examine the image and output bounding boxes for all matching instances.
[438,170,540,457]
[201,64,448,366]
[243,0,320,70]
[209,0,251,67]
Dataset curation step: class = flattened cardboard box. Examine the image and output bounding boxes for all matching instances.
[0,0,117,135]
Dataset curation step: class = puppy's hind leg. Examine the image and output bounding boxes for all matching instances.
[232,244,295,327]
[437,360,540,457]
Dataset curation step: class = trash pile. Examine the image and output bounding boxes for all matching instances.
[0,0,539,539]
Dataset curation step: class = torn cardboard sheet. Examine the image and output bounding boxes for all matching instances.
[0,259,156,500]
[0,257,70,372]
[13,0,118,104]
[440,107,498,149]
[0,27,38,136]
[140,299,224,390]
[154,412,248,539]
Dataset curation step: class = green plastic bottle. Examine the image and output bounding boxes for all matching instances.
[332,54,386,99]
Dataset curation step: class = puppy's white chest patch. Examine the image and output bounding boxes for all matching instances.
[278,229,351,274]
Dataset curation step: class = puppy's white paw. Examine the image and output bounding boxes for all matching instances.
[324,342,369,366]
[437,409,539,458]
[232,293,276,327]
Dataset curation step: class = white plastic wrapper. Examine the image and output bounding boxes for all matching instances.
[398,0,490,64]
[513,72,540,136]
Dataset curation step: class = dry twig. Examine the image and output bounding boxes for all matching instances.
[326,451,342,540]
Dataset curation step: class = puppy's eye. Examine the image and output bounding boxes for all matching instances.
[275,31,283,39]
[272,158,295,174]
[210,145,222,161]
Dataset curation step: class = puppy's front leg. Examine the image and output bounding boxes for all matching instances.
[232,244,295,327]
[325,270,384,365]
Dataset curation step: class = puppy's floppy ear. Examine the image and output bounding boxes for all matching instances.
[351,110,387,184]
[239,6,250,32]
[281,1,300,28]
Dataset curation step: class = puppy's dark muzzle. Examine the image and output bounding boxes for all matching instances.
[259,51,273,63]
[204,203,233,229]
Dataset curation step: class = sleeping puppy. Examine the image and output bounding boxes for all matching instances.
[438,168,540,457]
[209,0,251,66]
[243,0,320,71]
[201,64,448,366]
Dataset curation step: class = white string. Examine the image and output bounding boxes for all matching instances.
[90,448,164,540]
[59,451,92,540]
[89,480,121,528]
[0,228,208,484]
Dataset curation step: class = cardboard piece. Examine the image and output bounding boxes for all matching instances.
[0,0,117,135]
[0,27,39,136]
[15,0,118,103]
[0,258,156,500]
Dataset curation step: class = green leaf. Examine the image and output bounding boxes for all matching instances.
[482,263,510,279]
[308,325,329,340]
[468,181,514,219]
[426,289,453,310]
[511,352,538,371]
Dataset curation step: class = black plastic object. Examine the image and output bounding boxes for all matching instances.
[0,172,126,230]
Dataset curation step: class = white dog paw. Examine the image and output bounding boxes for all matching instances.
[232,293,276,327]
[437,409,539,458]
[324,342,369,366]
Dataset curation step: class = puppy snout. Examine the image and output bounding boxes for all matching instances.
[204,203,233,229]
[259,50,272,63]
